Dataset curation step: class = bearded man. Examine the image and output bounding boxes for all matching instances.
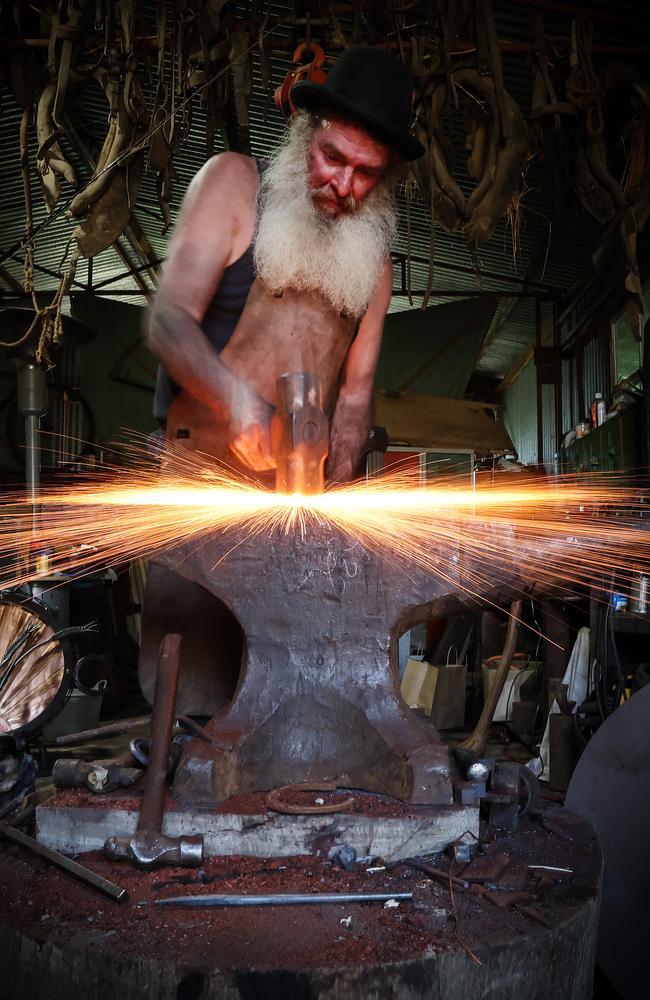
[148,46,424,483]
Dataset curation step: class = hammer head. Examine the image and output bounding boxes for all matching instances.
[272,373,328,495]
[104,829,204,868]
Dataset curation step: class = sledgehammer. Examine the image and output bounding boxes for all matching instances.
[104,634,203,868]
[272,373,329,495]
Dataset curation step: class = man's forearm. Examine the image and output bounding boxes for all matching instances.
[148,299,255,418]
[327,390,373,483]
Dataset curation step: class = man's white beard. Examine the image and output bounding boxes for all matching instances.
[253,116,398,318]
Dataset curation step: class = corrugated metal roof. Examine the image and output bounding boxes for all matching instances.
[0,1,646,379]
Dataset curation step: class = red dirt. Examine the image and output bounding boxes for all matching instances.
[42,785,423,818]
[0,809,601,971]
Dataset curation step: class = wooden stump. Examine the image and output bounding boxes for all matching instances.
[0,808,601,1000]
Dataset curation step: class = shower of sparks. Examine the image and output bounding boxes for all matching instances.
[0,437,649,606]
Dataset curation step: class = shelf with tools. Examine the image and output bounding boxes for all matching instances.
[609,612,650,634]
[558,403,640,474]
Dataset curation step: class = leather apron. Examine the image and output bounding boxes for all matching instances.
[218,278,358,413]
[167,279,358,467]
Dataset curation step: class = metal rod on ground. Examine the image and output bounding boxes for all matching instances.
[177,714,214,744]
[0,821,128,902]
[55,714,152,746]
[148,892,414,907]
[460,599,523,757]
[0,794,30,822]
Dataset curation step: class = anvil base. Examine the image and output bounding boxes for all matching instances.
[35,788,478,863]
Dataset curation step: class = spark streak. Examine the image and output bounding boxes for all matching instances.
[0,439,649,607]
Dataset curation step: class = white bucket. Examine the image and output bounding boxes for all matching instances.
[41,685,104,742]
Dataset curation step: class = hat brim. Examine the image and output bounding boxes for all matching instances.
[290,80,425,161]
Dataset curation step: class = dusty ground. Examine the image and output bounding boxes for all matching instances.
[0,809,600,971]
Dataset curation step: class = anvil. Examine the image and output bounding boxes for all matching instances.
[158,524,476,808]
[145,379,514,809]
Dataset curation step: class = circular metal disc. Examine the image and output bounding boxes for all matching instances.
[566,685,650,999]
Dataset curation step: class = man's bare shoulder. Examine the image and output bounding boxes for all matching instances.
[188,152,259,204]
[172,153,259,262]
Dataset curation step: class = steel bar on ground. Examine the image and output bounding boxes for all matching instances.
[55,714,151,746]
[0,822,128,902]
[150,892,413,907]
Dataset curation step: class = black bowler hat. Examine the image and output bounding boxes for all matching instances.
[291,46,425,161]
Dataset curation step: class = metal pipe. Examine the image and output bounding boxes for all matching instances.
[149,892,413,907]
[16,362,48,504]
[55,713,152,746]
[139,634,182,832]
[0,821,128,902]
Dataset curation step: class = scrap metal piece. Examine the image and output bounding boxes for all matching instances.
[461,852,510,883]
[332,845,358,871]
[266,782,355,816]
[453,781,485,806]
[148,891,413,908]
[55,714,151,747]
[447,840,471,864]
[485,762,520,830]
[128,737,181,777]
[0,820,127,902]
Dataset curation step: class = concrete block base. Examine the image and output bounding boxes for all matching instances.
[36,789,478,862]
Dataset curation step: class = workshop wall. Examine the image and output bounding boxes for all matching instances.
[502,360,536,464]
[69,295,156,452]
[502,310,557,468]
[0,296,155,479]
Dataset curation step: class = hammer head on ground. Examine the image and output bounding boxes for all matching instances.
[103,829,204,868]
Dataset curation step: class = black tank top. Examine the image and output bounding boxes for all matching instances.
[152,160,263,423]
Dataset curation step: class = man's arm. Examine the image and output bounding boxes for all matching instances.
[147,153,275,471]
[327,260,393,483]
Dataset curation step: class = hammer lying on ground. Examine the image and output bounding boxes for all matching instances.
[104,634,203,868]
[53,750,143,794]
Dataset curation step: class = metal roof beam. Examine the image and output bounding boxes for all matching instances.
[112,239,151,294]
[8,254,88,292]
[0,267,25,295]
[391,251,557,292]
[495,345,535,394]
[391,288,555,300]
[504,0,650,31]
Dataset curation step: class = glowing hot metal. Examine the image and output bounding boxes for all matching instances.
[2,439,648,805]
[0,439,648,602]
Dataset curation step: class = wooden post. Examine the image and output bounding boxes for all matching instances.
[460,599,523,756]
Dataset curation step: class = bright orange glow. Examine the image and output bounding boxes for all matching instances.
[1,439,649,607]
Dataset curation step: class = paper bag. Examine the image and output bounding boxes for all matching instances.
[401,657,437,713]
[429,663,467,729]
[401,658,467,727]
